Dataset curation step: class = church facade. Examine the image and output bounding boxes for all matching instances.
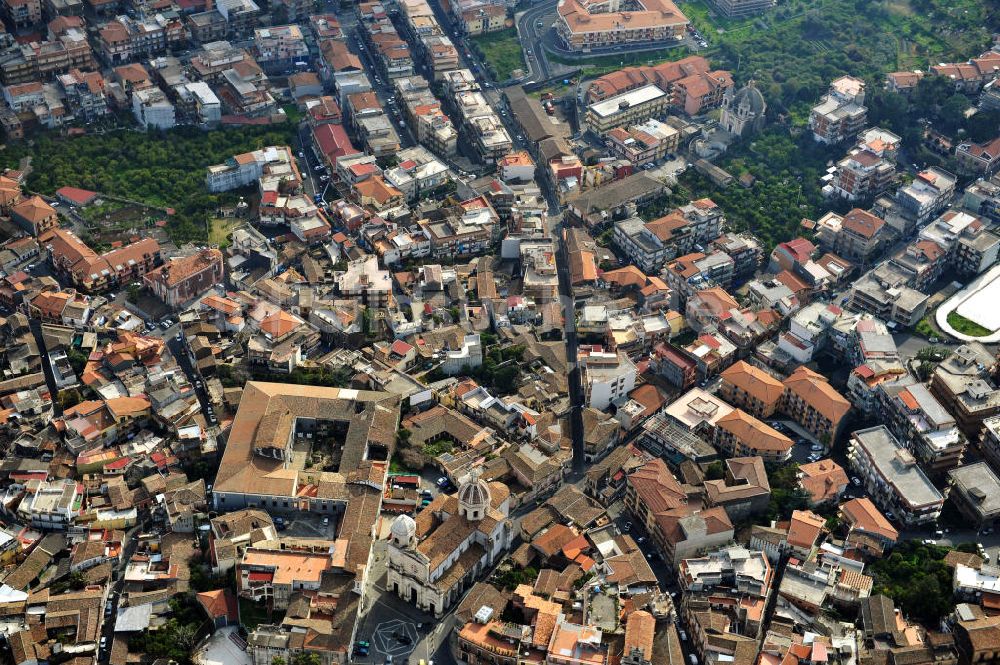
[386,472,513,617]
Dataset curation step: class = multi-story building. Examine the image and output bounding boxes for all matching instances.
[809,76,867,144]
[947,462,1000,529]
[780,366,851,444]
[56,68,109,119]
[143,248,224,308]
[678,545,772,597]
[0,31,94,85]
[847,426,945,526]
[334,255,392,307]
[673,69,733,116]
[132,86,175,128]
[719,360,783,419]
[878,378,965,475]
[930,343,1000,440]
[713,409,793,463]
[827,128,900,201]
[848,262,929,328]
[46,228,161,292]
[834,208,887,265]
[11,195,58,237]
[252,24,308,73]
[555,0,689,52]
[580,346,637,410]
[238,545,332,610]
[613,199,724,273]
[605,118,680,166]
[895,167,957,226]
[956,136,1000,176]
[2,0,41,32]
[585,84,670,134]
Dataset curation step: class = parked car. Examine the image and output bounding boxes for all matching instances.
[851,476,861,486]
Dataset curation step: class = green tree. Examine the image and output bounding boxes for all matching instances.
[705,461,726,481]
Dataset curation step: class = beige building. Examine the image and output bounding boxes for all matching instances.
[386,472,513,617]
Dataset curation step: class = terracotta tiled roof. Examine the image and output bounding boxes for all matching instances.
[720,361,783,409]
[716,409,793,454]
[782,366,851,426]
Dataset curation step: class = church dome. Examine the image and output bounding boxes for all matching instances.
[458,472,492,521]
[731,83,766,115]
[390,513,416,545]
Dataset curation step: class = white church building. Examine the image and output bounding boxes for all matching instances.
[386,472,513,617]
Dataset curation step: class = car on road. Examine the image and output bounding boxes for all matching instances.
[622,521,632,531]
[810,444,823,452]
[851,476,861,486]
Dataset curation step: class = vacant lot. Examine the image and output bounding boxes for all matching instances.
[208,217,241,248]
[471,28,526,81]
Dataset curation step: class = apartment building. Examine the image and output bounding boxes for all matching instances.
[673,69,733,116]
[848,262,929,328]
[11,195,57,237]
[613,199,724,273]
[580,346,637,410]
[915,209,1000,277]
[585,84,669,134]
[605,118,679,166]
[956,136,1000,176]
[809,76,867,144]
[878,379,965,475]
[2,0,41,32]
[719,360,783,419]
[827,128,900,201]
[780,366,851,443]
[713,409,793,463]
[847,426,945,526]
[929,343,1000,440]
[46,228,161,292]
[895,167,957,226]
[586,55,710,103]
[252,24,308,73]
[948,462,1000,529]
[665,251,736,306]
[132,86,175,129]
[679,544,772,602]
[556,0,689,52]
[143,248,224,308]
[56,68,109,120]
[839,208,888,264]
[0,32,94,85]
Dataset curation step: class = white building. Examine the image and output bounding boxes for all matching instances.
[847,426,945,527]
[581,347,637,410]
[386,472,512,617]
[441,334,483,375]
[16,479,79,530]
[132,87,176,129]
[176,81,221,127]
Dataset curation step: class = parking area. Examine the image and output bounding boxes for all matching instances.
[278,512,339,540]
[767,419,826,464]
[352,591,436,664]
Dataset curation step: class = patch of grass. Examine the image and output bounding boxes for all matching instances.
[471,28,526,81]
[946,311,993,337]
[549,47,688,79]
[239,598,283,630]
[208,217,240,248]
[914,316,937,340]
